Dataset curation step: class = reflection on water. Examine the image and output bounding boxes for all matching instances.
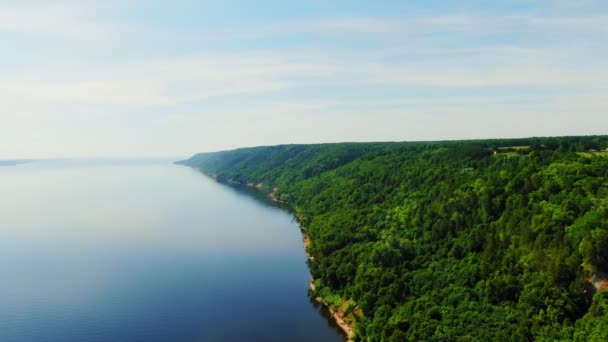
[0,160,344,342]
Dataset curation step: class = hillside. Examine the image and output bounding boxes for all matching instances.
[179,136,608,341]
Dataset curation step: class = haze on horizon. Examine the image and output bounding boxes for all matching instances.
[1,0,607,159]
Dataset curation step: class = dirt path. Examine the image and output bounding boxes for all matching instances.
[590,272,608,291]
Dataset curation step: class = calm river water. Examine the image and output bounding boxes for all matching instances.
[0,159,344,342]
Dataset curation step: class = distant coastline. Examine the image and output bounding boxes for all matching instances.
[0,159,34,167]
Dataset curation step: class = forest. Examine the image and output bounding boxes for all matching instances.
[179,136,608,341]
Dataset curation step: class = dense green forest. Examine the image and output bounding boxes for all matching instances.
[179,136,608,341]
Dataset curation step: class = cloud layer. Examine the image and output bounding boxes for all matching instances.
[1,1,607,157]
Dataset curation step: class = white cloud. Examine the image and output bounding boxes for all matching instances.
[261,13,608,37]
[0,2,121,40]
[2,40,606,117]
[0,51,335,115]
[1,1,607,157]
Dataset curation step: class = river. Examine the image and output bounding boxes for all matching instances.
[0,159,344,342]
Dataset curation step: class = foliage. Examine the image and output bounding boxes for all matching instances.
[180,136,608,341]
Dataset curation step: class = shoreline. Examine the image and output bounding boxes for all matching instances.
[311,288,355,341]
[263,185,356,341]
[302,229,355,341]
[210,178,356,341]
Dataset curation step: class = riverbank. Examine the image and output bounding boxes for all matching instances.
[301,230,356,341]
[310,283,356,341]
[247,183,357,341]
[179,177,356,340]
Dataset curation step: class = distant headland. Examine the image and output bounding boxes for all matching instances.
[0,159,35,166]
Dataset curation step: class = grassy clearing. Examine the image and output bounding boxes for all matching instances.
[578,151,608,157]
[494,152,520,158]
[493,146,530,158]
[498,146,530,150]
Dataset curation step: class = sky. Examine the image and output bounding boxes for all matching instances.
[1,0,607,158]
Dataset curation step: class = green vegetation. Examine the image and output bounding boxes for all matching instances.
[179,136,608,341]
[578,151,608,158]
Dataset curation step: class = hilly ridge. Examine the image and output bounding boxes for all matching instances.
[180,136,608,341]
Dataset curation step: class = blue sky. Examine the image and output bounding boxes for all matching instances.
[1,0,607,158]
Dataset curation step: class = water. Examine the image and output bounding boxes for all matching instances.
[0,160,344,342]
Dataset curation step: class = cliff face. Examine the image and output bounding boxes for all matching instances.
[180,136,608,341]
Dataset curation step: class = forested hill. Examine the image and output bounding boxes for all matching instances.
[179,136,608,341]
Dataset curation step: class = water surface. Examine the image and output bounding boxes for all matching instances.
[0,160,344,342]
